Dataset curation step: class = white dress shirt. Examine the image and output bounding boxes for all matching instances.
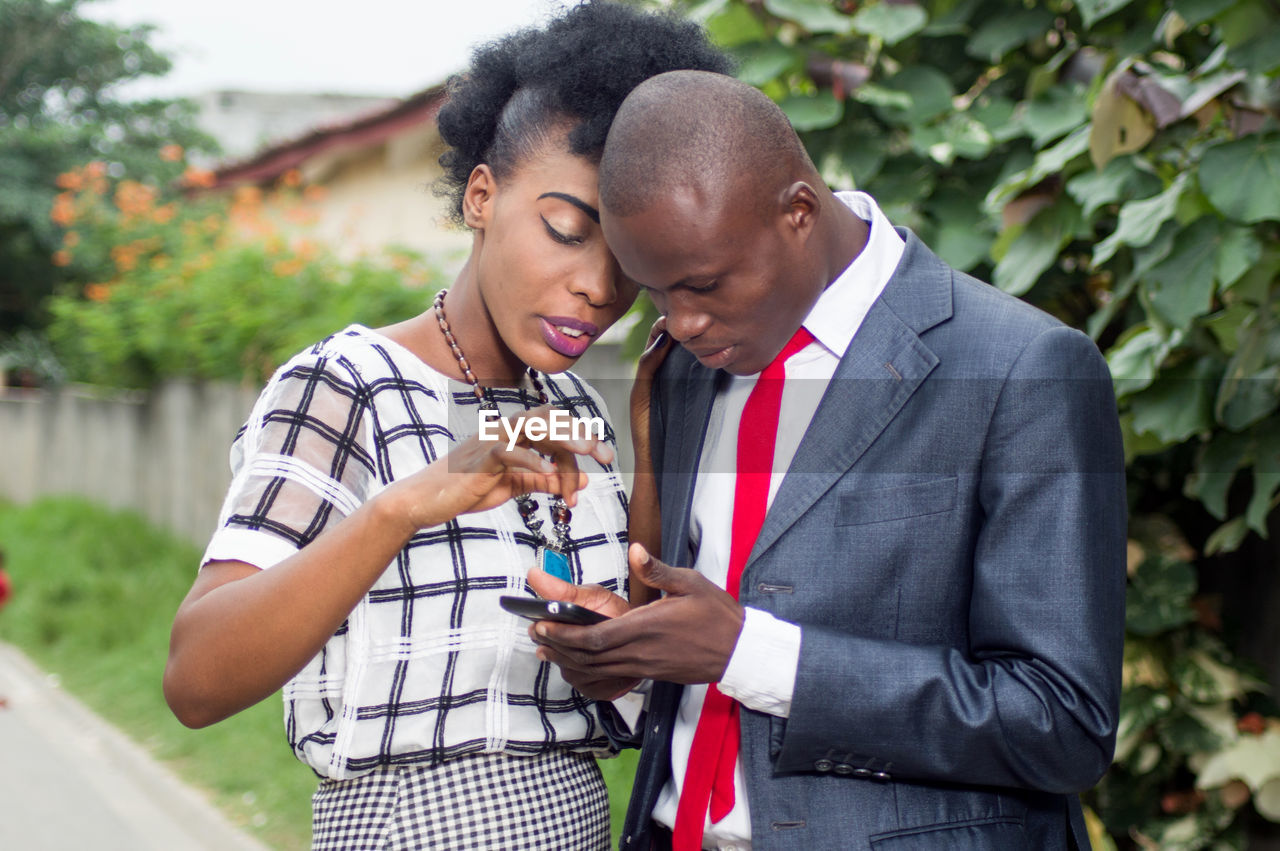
[651,191,905,849]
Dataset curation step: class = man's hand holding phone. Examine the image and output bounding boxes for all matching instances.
[524,565,639,700]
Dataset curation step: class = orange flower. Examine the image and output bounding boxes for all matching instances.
[85,283,111,302]
[272,258,305,277]
[150,254,171,271]
[182,167,217,189]
[110,243,140,272]
[281,169,303,188]
[52,249,72,267]
[56,170,84,191]
[62,230,80,248]
[160,144,184,162]
[84,161,107,179]
[50,193,77,227]
[233,185,263,206]
[153,203,177,224]
[115,180,158,219]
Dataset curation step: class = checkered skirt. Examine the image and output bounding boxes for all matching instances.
[311,749,609,850]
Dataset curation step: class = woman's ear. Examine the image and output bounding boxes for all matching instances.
[462,164,497,229]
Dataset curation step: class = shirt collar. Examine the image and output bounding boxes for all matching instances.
[800,191,905,361]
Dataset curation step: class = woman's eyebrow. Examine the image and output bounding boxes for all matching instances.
[538,192,600,223]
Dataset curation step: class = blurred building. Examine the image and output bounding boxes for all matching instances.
[192,90,399,164]
[200,85,471,269]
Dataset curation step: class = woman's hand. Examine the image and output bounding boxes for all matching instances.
[627,318,672,606]
[629,316,672,468]
[384,404,615,534]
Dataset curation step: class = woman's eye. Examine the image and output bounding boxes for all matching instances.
[542,217,583,245]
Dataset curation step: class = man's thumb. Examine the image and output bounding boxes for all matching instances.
[629,543,684,592]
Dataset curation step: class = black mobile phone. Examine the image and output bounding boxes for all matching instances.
[499,595,610,626]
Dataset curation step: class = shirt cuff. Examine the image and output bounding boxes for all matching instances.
[201,527,298,571]
[719,607,801,718]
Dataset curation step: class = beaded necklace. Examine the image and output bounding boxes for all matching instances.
[432,288,574,582]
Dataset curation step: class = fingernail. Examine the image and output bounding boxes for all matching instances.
[535,624,548,637]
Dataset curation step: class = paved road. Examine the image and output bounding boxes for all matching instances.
[0,642,271,850]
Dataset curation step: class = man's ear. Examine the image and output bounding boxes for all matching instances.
[780,181,820,240]
[462,164,497,230]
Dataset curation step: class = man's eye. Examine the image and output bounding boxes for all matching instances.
[542,217,583,245]
[690,281,717,293]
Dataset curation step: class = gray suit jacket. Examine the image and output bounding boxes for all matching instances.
[618,232,1126,850]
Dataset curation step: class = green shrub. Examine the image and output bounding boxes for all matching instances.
[44,163,443,389]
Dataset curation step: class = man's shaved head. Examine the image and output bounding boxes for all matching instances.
[599,70,815,218]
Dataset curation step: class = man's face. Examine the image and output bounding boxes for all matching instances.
[601,183,818,376]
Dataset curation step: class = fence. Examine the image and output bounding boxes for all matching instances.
[0,343,636,548]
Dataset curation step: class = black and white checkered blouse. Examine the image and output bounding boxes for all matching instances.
[202,325,629,780]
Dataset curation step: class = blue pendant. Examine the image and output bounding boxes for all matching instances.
[541,547,572,582]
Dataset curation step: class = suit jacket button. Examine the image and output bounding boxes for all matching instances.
[873,771,892,781]
[814,759,834,772]
[853,768,872,778]
[833,763,853,775]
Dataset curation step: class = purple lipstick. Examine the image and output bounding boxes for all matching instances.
[540,315,600,359]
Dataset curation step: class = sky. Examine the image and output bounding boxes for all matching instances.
[84,0,580,99]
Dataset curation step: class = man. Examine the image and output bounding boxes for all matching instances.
[531,70,1126,851]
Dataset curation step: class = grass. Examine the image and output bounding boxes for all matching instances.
[0,497,638,848]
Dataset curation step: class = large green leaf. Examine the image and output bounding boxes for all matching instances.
[1185,430,1250,519]
[1126,555,1197,636]
[993,200,1080,296]
[851,2,927,45]
[705,1,769,46]
[1216,225,1263,289]
[1129,357,1217,444]
[1077,0,1137,26]
[778,92,844,131]
[1023,87,1090,149]
[1200,136,1280,224]
[910,113,994,165]
[1173,0,1242,27]
[1246,429,1280,534]
[1216,319,1278,430]
[986,126,1090,212]
[733,41,798,86]
[966,9,1056,62]
[873,66,954,125]
[1067,156,1162,220]
[1093,174,1189,265]
[764,0,855,33]
[1143,217,1220,328]
[1107,324,1183,397]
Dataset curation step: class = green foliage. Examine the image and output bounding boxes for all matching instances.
[671,0,1280,844]
[43,167,443,389]
[0,0,217,335]
[0,497,315,847]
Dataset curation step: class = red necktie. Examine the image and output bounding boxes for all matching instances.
[673,325,815,850]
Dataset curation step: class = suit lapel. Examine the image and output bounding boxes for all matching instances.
[747,231,952,565]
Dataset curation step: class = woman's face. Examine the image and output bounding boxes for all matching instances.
[464,138,638,376]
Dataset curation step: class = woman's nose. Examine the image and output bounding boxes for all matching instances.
[569,252,618,307]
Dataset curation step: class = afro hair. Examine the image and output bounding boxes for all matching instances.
[435,1,731,226]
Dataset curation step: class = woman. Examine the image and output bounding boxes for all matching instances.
[162,4,727,848]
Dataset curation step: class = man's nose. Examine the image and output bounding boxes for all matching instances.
[665,306,711,343]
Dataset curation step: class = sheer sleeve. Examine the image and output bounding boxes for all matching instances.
[202,351,378,570]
